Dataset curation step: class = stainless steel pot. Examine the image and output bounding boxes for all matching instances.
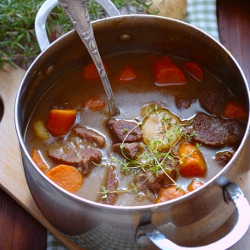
[15,0,250,249]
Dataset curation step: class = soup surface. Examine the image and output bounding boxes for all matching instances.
[25,52,247,206]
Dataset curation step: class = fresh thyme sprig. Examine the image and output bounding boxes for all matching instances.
[99,105,198,198]
[1,0,154,70]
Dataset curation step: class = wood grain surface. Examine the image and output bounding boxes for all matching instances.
[0,0,250,249]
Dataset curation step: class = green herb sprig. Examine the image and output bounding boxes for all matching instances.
[0,0,154,69]
[99,105,197,198]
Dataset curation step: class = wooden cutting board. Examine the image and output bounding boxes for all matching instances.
[0,63,249,249]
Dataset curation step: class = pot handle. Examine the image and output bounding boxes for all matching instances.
[136,183,250,250]
[35,0,120,51]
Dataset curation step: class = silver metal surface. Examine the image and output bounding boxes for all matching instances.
[15,1,250,249]
[136,183,250,249]
[35,0,58,51]
[35,0,119,51]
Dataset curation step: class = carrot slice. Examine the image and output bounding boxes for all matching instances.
[31,149,49,173]
[85,97,106,110]
[154,55,187,85]
[182,61,204,82]
[118,65,137,83]
[45,164,84,193]
[178,141,207,178]
[47,109,77,136]
[187,179,204,192]
[83,62,109,80]
[224,101,248,122]
[155,185,186,203]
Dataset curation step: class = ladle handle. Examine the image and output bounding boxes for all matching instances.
[35,0,120,51]
[58,0,119,116]
[35,0,120,116]
[136,183,250,250]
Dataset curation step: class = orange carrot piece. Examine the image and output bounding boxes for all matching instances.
[47,109,77,136]
[118,65,137,82]
[154,55,187,85]
[155,185,186,203]
[83,62,109,80]
[85,97,106,110]
[224,101,248,122]
[178,141,207,178]
[187,179,204,192]
[182,61,204,82]
[31,149,49,173]
[45,164,84,193]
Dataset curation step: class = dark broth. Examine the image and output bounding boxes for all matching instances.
[25,52,243,206]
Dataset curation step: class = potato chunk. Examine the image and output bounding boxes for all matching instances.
[149,0,187,20]
[141,105,182,151]
[33,120,50,141]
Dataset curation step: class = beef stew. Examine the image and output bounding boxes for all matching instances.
[24,52,247,206]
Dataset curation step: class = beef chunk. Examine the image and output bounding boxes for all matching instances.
[176,98,196,110]
[193,113,245,146]
[193,113,225,146]
[100,166,119,205]
[223,119,246,145]
[108,118,142,142]
[48,147,102,175]
[215,150,235,167]
[199,88,227,116]
[135,169,177,194]
[113,142,141,159]
[73,125,106,148]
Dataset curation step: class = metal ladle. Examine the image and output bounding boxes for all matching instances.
[58,0,120,116]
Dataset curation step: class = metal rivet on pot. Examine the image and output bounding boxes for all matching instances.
[118,34,133,42]
[46,65,55,75]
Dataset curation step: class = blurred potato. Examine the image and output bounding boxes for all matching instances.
[149,0,187,20]
[33,120,50,141]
